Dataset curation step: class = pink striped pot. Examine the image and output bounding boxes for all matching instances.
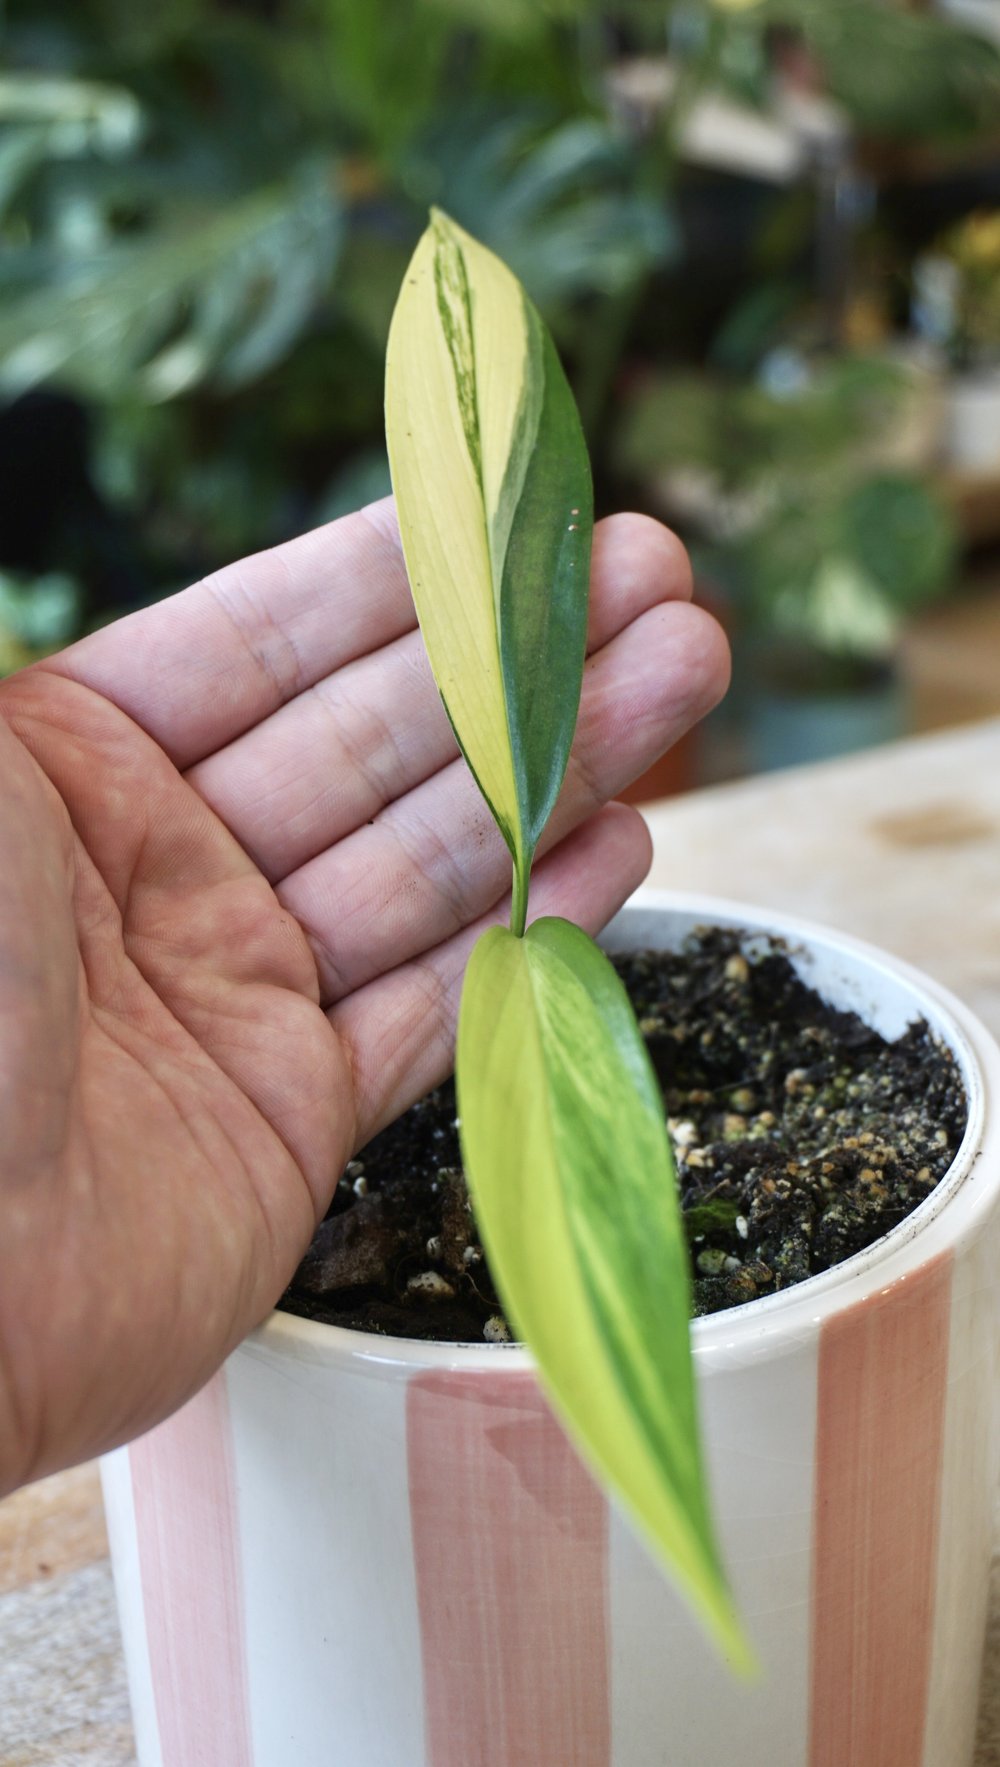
[101,891,1000,1767]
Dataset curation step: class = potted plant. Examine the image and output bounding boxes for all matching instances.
[615,357,957,772]
[728,468,956,771]
[101,216,1000,1767]
[914,211,1000,471]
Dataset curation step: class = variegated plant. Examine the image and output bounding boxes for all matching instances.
[386,209,747,1667]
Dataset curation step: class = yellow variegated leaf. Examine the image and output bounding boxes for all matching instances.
[385,209,592,924]
[456,918,751,1671]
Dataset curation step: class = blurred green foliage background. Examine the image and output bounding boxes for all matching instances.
[2,0,998,712]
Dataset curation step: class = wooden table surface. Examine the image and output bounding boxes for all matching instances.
[3,716,1000,1766]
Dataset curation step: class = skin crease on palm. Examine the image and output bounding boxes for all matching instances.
[0,496,729,1497]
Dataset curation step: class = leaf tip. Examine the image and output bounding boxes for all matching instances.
[709,1601,758,1683]
[428,203,457,238]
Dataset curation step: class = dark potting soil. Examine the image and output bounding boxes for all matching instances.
[280,928,967,1340]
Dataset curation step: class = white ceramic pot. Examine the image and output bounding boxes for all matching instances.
[101,890,1000,1767]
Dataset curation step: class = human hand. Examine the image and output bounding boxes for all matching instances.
[0,499,728,1492]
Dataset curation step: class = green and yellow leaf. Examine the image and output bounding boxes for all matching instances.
[456,917,750,1670]
[387,211,742,1669]
[385,209,592,917]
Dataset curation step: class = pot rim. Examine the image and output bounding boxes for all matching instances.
[246,888,999,1379]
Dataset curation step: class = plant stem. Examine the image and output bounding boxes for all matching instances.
[510,852,530,938]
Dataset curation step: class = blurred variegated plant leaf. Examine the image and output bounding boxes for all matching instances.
[0,74,143,223]
[0,162,341,402]
[0,571,81,649]
[0,570,83,676]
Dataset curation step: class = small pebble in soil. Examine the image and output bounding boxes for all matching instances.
[280,928,968,1342]
[696,1248,728,1275]
[406,1271,455,1301]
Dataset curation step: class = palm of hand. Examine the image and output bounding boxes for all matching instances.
[0,501,726,1491]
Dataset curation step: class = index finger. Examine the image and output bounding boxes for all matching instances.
[42,501,417,771]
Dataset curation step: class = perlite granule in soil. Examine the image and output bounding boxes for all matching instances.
[280,927,968,1341]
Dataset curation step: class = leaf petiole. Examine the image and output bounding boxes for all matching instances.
[510,850,531,939]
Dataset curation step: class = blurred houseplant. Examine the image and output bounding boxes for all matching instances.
[0,0,674,667]
[1,0,995,682]
[915,212,1000,470]
[934,212,1000,371]
[616,350,957,769]
[0,568,82,674]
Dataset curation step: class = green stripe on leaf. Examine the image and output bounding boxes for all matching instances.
[431,210,483,490]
